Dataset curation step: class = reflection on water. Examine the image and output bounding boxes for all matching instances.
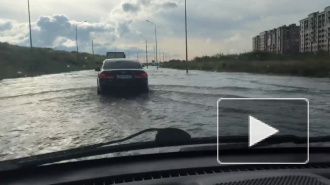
[0,68,329,161]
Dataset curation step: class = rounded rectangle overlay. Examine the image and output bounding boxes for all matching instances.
[217,98,309,165]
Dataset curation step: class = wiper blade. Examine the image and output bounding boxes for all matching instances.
[0,128,194,170]
[0,128,329,171]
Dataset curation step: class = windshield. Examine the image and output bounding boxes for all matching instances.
[103,60,142,69]
[0,0,329,164]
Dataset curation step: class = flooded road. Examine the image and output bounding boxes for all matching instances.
[0,67,329,161]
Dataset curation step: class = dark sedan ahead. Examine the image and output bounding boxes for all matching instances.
[96,59,149,94]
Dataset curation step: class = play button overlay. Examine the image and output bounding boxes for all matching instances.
[217,98,309,165]
[249,116,279,147]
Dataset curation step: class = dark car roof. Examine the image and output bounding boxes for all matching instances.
[102,59,143,70]
[103,59,140,63]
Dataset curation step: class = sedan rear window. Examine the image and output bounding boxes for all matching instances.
[103,61,142,69]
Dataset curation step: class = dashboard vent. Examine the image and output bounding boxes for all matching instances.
[216,175,327,185]
[57,163,330,185]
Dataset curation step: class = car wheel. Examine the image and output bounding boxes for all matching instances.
[97,86,104,95]
[142,86,149,93]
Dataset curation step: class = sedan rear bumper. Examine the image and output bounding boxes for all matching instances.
[98,78,148,91]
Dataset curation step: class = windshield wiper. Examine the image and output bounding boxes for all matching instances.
[0,128,329,171]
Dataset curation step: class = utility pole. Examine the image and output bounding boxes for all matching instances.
[155,25,158,69]
[76,25,78,61]
[27,0,33,50]
[137,52,139,61]
[75,20,87,61]
[146,39,148,68]
[141,34,148,68]
[146,20,158,70]
[163,52,165,62]
[185,0,189,74]
[154,46,156,65]
[92,40,94,55]
[114,37,117,58]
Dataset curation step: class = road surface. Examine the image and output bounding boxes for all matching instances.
[0,67,329,160]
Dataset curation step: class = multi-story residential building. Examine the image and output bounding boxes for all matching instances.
[267,29,277,53]
[252,24,300,54]
[252,36,260,51]
[277,24,300,54]
[253,5,330,54]
[300,6,330,53]
[259,31,268,51]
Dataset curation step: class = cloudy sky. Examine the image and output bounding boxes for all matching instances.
[0,0,329,60]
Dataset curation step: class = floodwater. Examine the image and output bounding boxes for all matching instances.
[0,67,329,161]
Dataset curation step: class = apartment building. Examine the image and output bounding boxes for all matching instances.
[268,29,277,53]
[259,31,268,51]
[252,24,300,54]
[277,24,300,54]
[252,36,260,51]
[300,6,330,53]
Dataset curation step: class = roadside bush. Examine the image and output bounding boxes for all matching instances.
[0,42,106,80]
[162,51,330,77]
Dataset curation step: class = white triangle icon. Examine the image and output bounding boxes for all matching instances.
[249,115,279,147]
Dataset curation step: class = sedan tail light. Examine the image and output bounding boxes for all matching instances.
[134,72,148,78]
[99,72,115,78]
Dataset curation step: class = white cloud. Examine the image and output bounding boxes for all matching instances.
[0,19,12,31]
[0,19,30,46]
[0,0,329,59]
[62,39,76,48]
[224,34,243,43]
[32,14,115,47]
[107,0,179,37]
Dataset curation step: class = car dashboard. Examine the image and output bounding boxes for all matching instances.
[2,148,330,185]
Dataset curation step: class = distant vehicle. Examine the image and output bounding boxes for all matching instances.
[96,59,149,94]
[106,52,126,59]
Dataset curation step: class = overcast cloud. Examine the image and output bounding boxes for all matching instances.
[0,0,329,59]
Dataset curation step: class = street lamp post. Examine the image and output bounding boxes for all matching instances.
[185,0,188,74]
[76,20,87,61]
[154,46,156,65]
[76,25,78,61]
[140,34,148,68]
[184,0,188,74]
[92,40,94,55]
[146,20,158,70]
[27,0,33,51]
